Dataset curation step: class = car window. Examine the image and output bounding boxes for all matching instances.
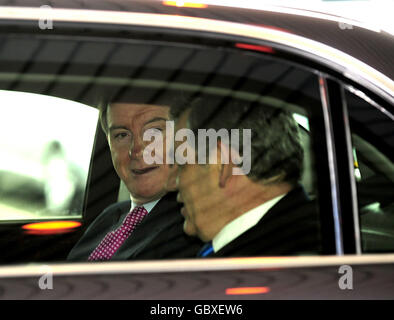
[116,113,314,202]
[0,33,332,263]
[0,90,98,220]
[87,40,327,258]
[346,88,394,253]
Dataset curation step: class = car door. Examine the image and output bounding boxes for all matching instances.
[0,3,393,300]
[0,9,333,264]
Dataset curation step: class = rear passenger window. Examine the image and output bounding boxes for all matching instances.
[346,88,394,252]
[0,34,330,262]
[0,90,98,220]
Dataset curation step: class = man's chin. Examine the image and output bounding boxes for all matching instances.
[129,187,166,204]
[183,221,198,237]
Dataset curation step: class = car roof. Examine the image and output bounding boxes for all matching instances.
[0,0,393,106]
[0,0,392,80]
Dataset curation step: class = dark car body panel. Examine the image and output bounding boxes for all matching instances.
[0,0,393,300]
[1,256,394,299]
[0,0,392,78]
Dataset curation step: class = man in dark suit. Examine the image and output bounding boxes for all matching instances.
[172,98,321,257]
[68,102,202,261]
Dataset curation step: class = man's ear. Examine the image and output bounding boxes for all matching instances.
[217,141,233,188]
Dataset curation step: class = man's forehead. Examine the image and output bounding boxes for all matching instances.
[108,103,170,123]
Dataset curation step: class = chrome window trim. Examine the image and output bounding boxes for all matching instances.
[343,84,394,254]
[340,85,362,255]
[0,7,392,102]
[346,85,394,120]
[1,254,394,278]
[318,75,344,255]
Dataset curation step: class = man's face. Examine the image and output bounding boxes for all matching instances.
[175,110,219,241]
[107,103,175,205]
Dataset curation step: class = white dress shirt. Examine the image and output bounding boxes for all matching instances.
[212,194,286,253]
[130,197,161,214]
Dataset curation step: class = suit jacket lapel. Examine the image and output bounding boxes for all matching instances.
[67,200,131,261]
[113,192,180,259]
[112,201,132,228]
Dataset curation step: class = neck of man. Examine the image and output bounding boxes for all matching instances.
[206,176,293,241]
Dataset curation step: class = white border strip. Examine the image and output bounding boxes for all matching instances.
[0,7,392,99]
[1,254,394,278]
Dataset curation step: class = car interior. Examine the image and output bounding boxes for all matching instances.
[0,21,392,265]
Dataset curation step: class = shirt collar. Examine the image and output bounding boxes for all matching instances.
[130,196,161,214]
[212,193,286,253]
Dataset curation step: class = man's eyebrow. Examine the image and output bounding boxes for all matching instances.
[109,125,130,132]
[143,117,168,126]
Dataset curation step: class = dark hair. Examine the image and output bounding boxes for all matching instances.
[171,95,304,186]
[98,93,180,135]
[98,97,110,135]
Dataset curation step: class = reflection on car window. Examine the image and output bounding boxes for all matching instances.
[346,89,394,253]
[0,35,326,262]
[0,90,98,220]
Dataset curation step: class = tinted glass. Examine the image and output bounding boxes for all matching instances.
[0,90,98,220]
[0,34,326,262]
[346,89,394,252]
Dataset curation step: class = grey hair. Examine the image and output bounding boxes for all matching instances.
[171,95,304,186]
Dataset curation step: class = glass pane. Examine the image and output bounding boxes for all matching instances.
[0,90,98,220]
[0,34,325,262]
[346,89,394,253]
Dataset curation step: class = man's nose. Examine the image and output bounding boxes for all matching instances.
[175,171,179,188]
[128,136,144,159]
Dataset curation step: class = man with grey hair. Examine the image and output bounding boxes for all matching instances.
[172,97,321,257]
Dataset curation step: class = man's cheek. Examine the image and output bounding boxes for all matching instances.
[166,167,178,191]
[113,155,129,176]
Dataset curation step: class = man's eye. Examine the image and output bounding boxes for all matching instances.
[114,132,130,139]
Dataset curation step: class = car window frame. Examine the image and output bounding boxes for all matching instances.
[71,31,341,256]
[0,16,347,258]
[0,9,392,261]
[340,83,394,253]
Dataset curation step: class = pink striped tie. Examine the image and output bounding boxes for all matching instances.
[88,206,148,261]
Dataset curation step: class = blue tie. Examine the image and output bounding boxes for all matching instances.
[197,242,214,257]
